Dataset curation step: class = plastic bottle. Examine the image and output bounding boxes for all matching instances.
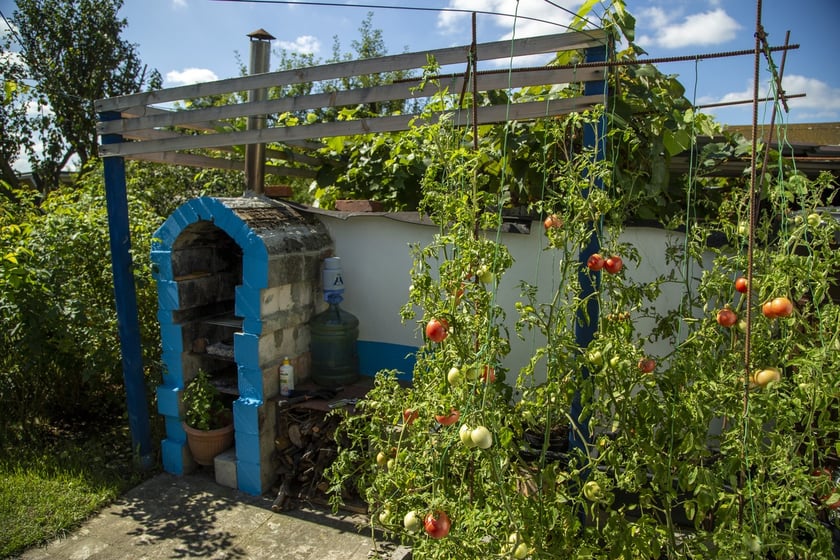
[279,356,295,397]
[322,257,345,304]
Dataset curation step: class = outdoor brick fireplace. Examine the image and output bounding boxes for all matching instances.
[151,195,332,494]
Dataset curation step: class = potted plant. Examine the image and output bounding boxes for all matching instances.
[182,369,234,466]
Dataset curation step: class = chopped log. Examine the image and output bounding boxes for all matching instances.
[271,476,293,512]
[273,406,365,513]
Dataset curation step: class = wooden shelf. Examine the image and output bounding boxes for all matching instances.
[272,377,376,413]
[204,313,243,329]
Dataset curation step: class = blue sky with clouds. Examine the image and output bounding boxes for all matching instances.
[2,0,839,126]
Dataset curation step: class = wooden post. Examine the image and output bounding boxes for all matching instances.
[570,43,608,455]
[100,111,153,469]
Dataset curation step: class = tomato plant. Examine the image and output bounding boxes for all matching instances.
[404,510,423,532]
[587,253,605,271]
[716,306,738,327]
[325,53,840,558]
[604,255,623,274]
[434,408,460,426]
[543,214,563,229]
[769,296,794,318]
[425,317,449,342]
[637,357,656,373]
[423,510,451,539]
[402,408,419,425]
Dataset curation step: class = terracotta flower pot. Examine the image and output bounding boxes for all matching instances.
[183,422,234,466]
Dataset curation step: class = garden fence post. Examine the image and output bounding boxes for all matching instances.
[99,111,154,469]
[570,43,608,455]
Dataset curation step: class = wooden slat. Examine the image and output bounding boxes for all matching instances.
[98,66,605,136]
[99,95,602,158]
[127,151,317,178]
[95,29,608,113]
[116,127,324,166]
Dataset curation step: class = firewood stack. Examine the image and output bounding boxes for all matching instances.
[271,407,351,512]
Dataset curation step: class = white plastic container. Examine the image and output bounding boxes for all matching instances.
[279,356,295,397]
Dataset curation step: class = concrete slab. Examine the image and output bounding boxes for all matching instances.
[17,471,410,560]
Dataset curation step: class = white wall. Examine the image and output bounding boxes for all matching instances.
[316,212,689,383]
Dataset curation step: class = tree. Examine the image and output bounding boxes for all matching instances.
[1,0,159,195]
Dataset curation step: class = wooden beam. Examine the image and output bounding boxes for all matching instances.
[98,66,605,136]
[99,95,602,158]
[94,29,609,113]
[114,127,324,166]
[126,151,317,178]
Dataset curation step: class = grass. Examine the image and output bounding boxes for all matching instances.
[0,418,158,558]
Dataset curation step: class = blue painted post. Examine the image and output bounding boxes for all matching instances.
[99,111,153,469]
[569,43,608,455]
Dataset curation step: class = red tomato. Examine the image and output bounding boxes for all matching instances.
[434,408,460,426]
[544,214,563,229]
[762,300,777,319]
[637,358,656,373]
[716,307,738,328]
[423,510,451,539]
[403,409,419,425]
[770,296,793,318]
[604,255,623,274]
[734,277,749,294]
[481,365,496,383]
[454,284,465,305]
[425,318,449,343]
[586,253,605,271]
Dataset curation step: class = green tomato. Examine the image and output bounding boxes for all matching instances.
[403,511,422,532]
[609,355,621,369]
[587,350,603,367]
[447,366,463,385]
[459,424,477,447]
[743,534,762,554]
[807,212,822,227]
[376,451,388,468]
[508,533,529,559]
[379,506,391,524]
[583,480,603,502]
[478,267,494,284]
[470,426,493,449]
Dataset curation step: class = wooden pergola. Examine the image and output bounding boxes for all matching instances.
[94,27,610,466]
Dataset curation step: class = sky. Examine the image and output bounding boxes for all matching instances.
[1,0,839,129]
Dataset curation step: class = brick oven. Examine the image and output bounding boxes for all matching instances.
[151,196,332,494]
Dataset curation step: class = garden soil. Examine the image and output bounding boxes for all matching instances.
[16,470,409,560]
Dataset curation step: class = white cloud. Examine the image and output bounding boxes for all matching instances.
[779,75,840,112]
[703,74,840,121]
[638,8,740,49]
[438,0,579,38]
[171,0,188,8]
[276,35,321,55]
[165,67,219,86]
[436,0,584,68]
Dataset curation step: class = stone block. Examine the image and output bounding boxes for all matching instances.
[214,448,238,489]
[260,284,293,316]
[156,385,182,417]
[161,438,192,475]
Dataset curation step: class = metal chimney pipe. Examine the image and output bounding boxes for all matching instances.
[245,28,275,194]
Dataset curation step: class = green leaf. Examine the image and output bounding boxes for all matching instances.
[663,128,691,156]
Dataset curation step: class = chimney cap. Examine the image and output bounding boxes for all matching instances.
[247,28,276,41]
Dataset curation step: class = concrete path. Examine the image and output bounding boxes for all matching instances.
[17,471,410,560]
